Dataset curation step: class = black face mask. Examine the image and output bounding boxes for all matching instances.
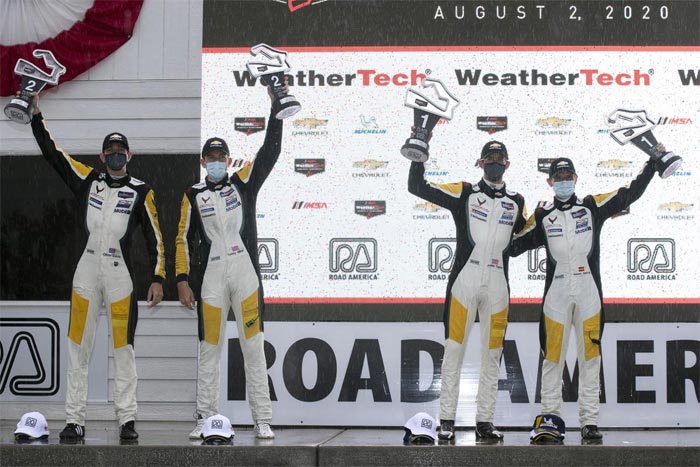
[105,152,127,171]
[483,162,506,181]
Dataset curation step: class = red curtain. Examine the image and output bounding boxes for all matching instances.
[0,0,144,96]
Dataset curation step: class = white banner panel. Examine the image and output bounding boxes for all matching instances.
[221,321,700,427]
[0,303,108,403]
[201,50,699,303]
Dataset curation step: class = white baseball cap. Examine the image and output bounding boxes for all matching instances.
[403,412,437,443]
[201,414,235,442]
[14,412,49,439]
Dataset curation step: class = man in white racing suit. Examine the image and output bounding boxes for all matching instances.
[511,150,665,442]
[408,141,528,441]
[29,93,165,441]
[176,85,284,440]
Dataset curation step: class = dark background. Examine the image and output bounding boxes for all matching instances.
[203,0,700,47]
[0,153,200,301]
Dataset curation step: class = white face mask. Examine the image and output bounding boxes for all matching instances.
[206,161,227,181]
[553,180,575,199]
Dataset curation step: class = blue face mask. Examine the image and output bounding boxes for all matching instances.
[553,180,575,199]
[105,152,127,171]
[206,161,227,181]
[483,162,506,182]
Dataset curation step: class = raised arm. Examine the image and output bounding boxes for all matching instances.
[591,158,656,221]
[408,161,465,210]
[31,111,95,196]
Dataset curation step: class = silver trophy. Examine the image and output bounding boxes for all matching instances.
[401,77,460,162]
[4,50,66,124]
[607,109,683,179]
[246,43,301,119]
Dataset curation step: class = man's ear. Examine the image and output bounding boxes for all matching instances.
[99,152,106,164]
[547,178,554,187]
[504,161,511,170]
[126,151,133,162]
[200,159,207,169]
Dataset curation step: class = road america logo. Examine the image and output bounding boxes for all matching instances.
[258,238,279,280]
[627,238,676,281]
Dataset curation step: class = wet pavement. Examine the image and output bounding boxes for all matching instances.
[1,421,698,466]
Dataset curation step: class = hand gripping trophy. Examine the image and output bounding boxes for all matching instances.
[607,109,683,178]
[401,77,460,162]
[4,49,66,124]
[246,43,301,120]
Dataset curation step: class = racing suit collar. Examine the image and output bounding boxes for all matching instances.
[477,179,507,198]
[104,172,131,188]
[553,194,577,210]
[205,173,230,191]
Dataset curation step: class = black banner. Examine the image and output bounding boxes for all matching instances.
[0,154,200,301]
[203,0,700,47]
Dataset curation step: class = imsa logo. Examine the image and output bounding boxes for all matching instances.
[428,238,455,280]
[329,238,378,280]
[627,238,676,281]
[257,238,279,280]
[0,318,60,396]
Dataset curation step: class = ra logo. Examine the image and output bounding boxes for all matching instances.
[0,318,60,396]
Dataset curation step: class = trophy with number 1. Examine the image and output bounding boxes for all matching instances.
[401,77,460,162]
[607,109,683,179]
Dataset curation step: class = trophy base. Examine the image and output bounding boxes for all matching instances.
[4,100,32,124]
[275,104,302,120]
[401,139,429,162]
[273,96,302,120]
[657,153,683,179]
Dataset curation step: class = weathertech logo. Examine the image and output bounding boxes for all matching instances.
[292,201,328,209]
[537,158,555,174]
[355,200,386,218]
[234,117,265,135]
[477,116,507,134]
[0,318,60,396]
[232,69,426,88]
[627,238,676,281]
[257,238,279,280]
[678,69,699,86]
[329,238,378,280]
[454,69,651,86]
[294,158,325,177]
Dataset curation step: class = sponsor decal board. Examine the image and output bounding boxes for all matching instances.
[221,321,700,427]
[203,1,699,305]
